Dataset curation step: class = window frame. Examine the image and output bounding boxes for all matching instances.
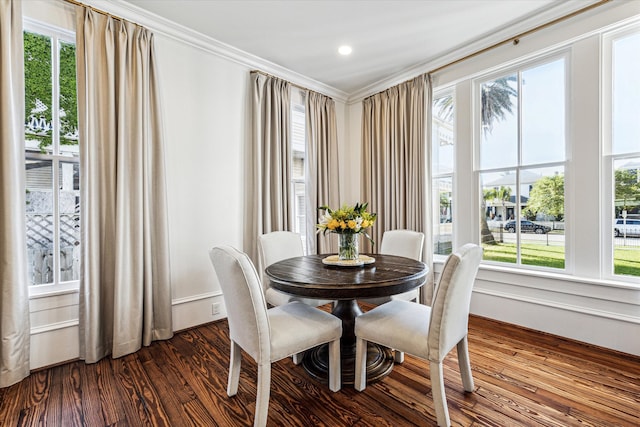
[24,19,80,297]
[473,51,570,273]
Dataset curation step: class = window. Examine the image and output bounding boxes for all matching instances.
[607,27,640,278]
[432,90,455,255]
[477,56,566,270]
[24,23,80,289]
[291,90,307,252]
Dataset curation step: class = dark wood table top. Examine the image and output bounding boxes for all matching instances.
[265,253,428,300]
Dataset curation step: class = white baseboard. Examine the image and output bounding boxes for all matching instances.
[171,291,227,331]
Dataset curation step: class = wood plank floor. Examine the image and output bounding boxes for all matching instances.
[1,311,639,426]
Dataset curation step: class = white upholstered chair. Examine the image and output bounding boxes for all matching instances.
[209,246,342,427]
[362,229,425,305]
[354,243,483,427]
[257,231,332,307]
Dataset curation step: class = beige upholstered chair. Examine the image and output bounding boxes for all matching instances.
[257,231,332,307]
[209,246,342,427]
[354,243,483,427]
[362,229,425,305]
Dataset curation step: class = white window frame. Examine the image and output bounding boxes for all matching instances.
[24,19,79,297]
[473,51,570,272]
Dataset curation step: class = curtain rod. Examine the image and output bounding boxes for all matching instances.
[365,0,612,100]
[428,0,611,75]
[62,0,143,27]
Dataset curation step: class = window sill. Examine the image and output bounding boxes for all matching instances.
[29,282,79,299]
[433,254,640,291]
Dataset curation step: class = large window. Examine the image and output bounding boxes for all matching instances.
[608,28,640,278]
[477,56,566,270]
[24,23,79,288]
[432,91,455,255]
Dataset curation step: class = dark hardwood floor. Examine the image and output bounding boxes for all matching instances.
[1,309,639,426]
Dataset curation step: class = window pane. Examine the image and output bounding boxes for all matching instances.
[432,94,454,175]
[59,40,79,157]
[433,177,452,255]
[522,59,565,165]
[479,74,518,169]
[480,171,516,264]
[613,158,640,277]
[520,166,565,269]
[59,162,80,282]
[24,31,53,155]
[612,32,640,155]
[26,158,54,285]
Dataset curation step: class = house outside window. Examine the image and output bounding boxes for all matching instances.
[477,55,567,270]
[605,26,640,278]
[432,90,455,255]
[24,22,80,289]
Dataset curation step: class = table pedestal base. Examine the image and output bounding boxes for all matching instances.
[302,342,394,386]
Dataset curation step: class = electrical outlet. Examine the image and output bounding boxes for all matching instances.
[211,302,221,315]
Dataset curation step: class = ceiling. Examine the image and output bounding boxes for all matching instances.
[123,0,601,96]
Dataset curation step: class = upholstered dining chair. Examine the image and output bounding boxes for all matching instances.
[362,229,425,305]
[257,231,333,308]
[209,246,342,427]
[353,243,483,427]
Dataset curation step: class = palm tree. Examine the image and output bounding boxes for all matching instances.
[480,76,517,136]
[433,75,517,134]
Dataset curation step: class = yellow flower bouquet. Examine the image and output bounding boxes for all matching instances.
[317,202,377,260]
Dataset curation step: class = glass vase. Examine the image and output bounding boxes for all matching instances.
[338,233,359,261]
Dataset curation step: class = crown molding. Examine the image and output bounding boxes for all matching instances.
[78,0,350,103]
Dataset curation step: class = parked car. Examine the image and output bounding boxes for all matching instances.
[504,220,551,234]
[613,218,640,237]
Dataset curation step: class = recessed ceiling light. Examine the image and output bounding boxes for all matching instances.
[338,45,352,56]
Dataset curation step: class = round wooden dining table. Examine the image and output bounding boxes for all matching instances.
[265,253,429,385]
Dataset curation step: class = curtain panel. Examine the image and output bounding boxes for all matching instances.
[361,74,435,304]
[76,6,172,363]
[245,72,291,263]
[0,0,31,388]
[305,90,340,255]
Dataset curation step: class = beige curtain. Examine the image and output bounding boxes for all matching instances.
[245,72,291,262]
[76,7,172,363]
[361,74,435,304]
[0,0,31,388]
[305,91,340,255]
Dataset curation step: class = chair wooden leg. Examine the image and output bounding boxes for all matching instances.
[227,341,242,396]
[457,336,475,392]
[328,339,341,392]
[354,337,367,391]
[394,350,405,364]
[430,360,450,427]
[254,363,271,427]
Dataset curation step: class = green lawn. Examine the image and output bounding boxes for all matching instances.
[482,242,640,276]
